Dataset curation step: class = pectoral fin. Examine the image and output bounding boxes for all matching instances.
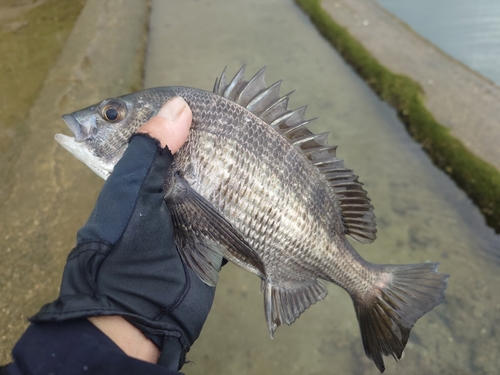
[165,172,265,286]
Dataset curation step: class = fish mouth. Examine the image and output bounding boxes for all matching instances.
[61,114,96,142]
[61,114,82,141]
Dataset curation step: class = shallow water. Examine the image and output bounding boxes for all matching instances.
[375,0,500,86]
[146,1,500,374]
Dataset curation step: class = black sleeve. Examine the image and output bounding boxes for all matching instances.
[27,132,216,371]
[6,319,184,375]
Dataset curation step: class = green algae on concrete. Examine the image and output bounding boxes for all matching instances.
[295,0,500,233]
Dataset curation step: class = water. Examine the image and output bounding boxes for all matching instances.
[375,0,500,86]
[146,1,500,374]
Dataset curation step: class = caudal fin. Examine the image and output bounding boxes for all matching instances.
[352,262,448,373]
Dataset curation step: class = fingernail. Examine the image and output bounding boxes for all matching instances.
[158,97,187,121]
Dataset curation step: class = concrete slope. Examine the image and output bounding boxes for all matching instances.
[0,0,149,363]
[321,0,500,172]
[145,1,500,374]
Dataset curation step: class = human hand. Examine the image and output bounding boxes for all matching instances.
[137,96,192,152]
[88,97,192,363]
[32,97,219,371]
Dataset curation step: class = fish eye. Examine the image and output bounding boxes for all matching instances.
[101,100,127,122]
[105,108,118,121]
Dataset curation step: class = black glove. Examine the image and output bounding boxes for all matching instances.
[31,133,217,370]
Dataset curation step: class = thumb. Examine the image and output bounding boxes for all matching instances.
[137,97,192,153]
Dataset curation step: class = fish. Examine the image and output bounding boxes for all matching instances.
[56,66,449,373]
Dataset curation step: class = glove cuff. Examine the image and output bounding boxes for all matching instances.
[126,317,189,371]
[158,336,186,371]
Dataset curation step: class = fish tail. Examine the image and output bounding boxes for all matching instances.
[352,262,448,373]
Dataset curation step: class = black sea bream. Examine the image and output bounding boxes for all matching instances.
[56,67,449,372]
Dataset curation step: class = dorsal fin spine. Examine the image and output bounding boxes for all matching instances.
[294,132,330,149]
[281,120,312,136]
[282,106,308,128]
[224,66,247,100]
[312,158,347,167]
[236,66,267,107]
[303,145,338,159]
[213,77,220,95]
[260,91,294,123]
[212,67,377,243]
[247,80,283,115]
[270,111,294,128]
[215,67,228,96]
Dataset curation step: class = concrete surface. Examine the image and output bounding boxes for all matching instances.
[321,0,500,173]
[146,1,500,374]
[0,0,149,363]
[0,0,46,23]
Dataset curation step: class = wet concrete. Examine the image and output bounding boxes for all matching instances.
[146,1,500,374]
[321,0,500,173]
[0,0,46,23]
[0,0,149,363]
[0,0,85,186]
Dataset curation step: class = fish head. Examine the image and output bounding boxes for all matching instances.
[55,92,163,179]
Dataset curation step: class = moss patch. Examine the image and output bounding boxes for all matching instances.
[295,0,500,233]
[0,0,86,154]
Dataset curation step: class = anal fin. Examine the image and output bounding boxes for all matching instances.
[263,279,328,337]
[165,172,266,286]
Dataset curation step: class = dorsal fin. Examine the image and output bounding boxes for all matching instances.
[235,66,267,107]
[223,66,247,100]
[247,80,282,116]
[213,67,376,243]
[213,67,227,96]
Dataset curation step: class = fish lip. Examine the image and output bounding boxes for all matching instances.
[61,114,84,142]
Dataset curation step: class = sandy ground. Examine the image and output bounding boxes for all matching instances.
[321,0,500,173]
